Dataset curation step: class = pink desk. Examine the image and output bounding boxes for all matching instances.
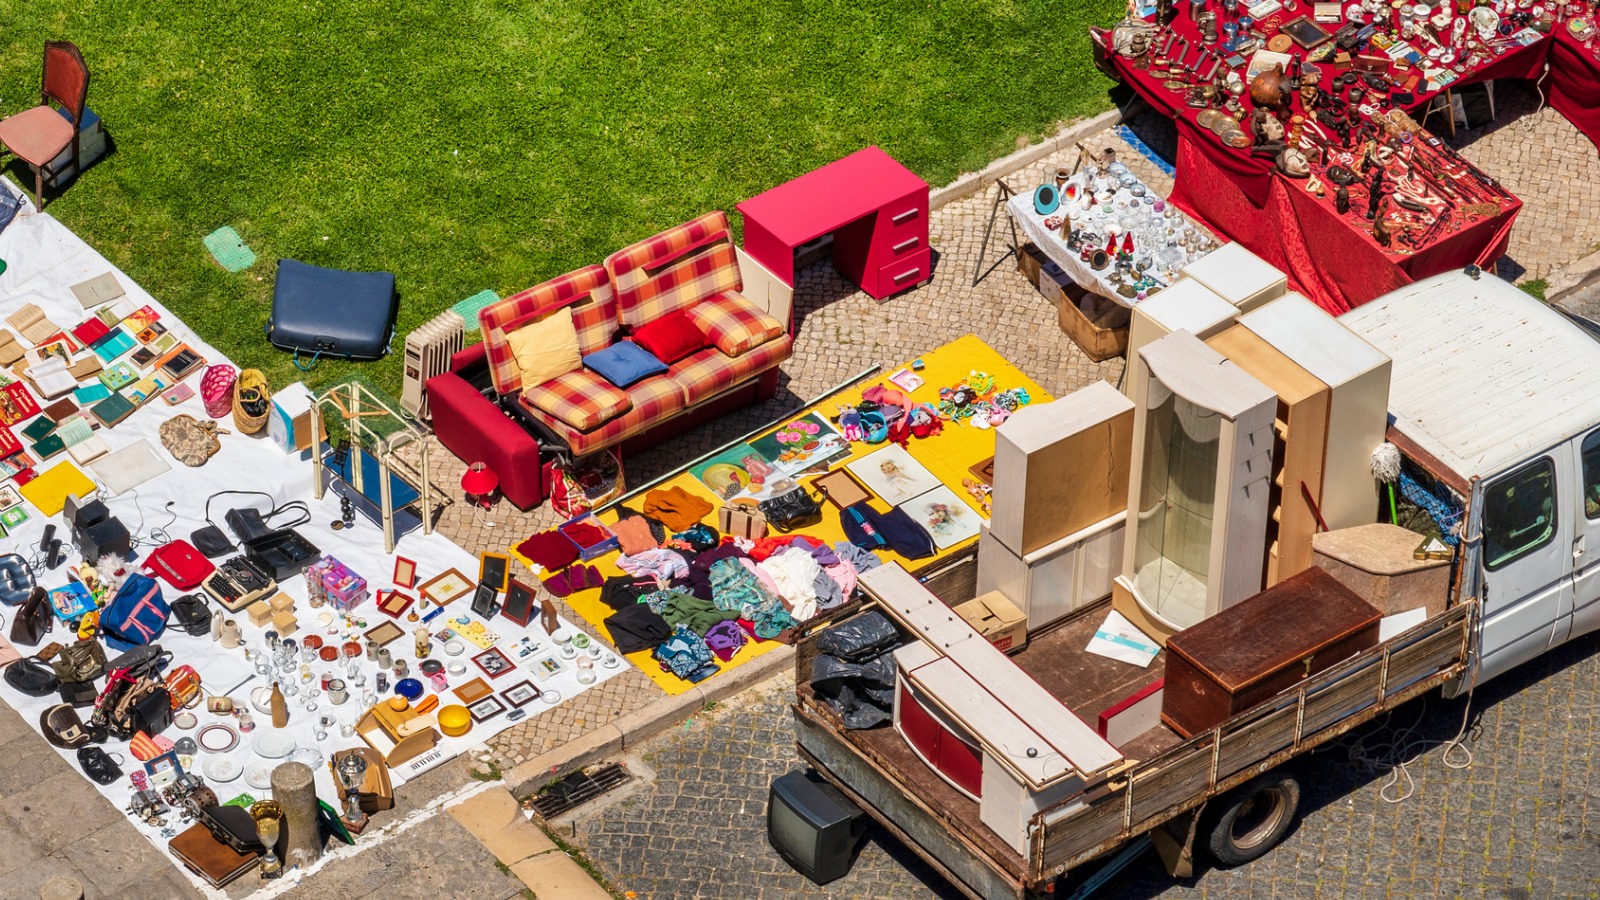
[737,146,931,301]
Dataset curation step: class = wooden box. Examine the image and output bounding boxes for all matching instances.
[1237,293,1391,533]
[1312,524,1450,618]
[1058,289,1130,362]
[990,380,1132,556]
[1207,325,1331,587]
[1179,242,1287,313]
[1160,567,1382,738]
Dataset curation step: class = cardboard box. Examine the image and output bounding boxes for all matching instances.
[1016,242,1048,286]
[955,591,1028,654]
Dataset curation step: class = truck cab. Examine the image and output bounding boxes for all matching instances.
[1342,271,1600,687]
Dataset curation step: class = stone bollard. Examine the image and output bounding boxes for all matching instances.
[270,761,324,870]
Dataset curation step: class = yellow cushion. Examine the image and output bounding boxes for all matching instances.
[505,307,582,388]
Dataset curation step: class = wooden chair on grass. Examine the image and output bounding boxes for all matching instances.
[0,41,89,210]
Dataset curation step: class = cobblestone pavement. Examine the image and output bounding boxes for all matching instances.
[571,639,1600,900]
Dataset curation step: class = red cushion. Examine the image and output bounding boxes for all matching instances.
[630,310,705,365]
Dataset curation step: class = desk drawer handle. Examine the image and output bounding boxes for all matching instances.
[892,237,921,253]
[891,207,921,225]
[891,266,921,283]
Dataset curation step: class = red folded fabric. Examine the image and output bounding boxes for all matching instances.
[517,529,580,572]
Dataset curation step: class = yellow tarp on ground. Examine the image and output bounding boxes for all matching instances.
[532,334,1052,695]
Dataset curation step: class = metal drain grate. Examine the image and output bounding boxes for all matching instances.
[530,763,633,818]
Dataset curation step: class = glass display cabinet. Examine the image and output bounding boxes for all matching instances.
[1117,330,1276,635]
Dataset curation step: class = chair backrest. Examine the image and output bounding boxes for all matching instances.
[42,41,88,124]
[604,210,742,328]
[480,264,617,396]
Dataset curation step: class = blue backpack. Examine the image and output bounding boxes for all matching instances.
[100,574,169,651]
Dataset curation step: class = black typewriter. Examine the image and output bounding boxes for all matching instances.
[202,555,277,612]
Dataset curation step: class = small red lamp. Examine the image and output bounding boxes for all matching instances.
[461,462,499,509]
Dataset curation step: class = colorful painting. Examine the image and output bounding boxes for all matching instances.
[690,443,792,501]
[900,484,983,550]
[748,413,850,478]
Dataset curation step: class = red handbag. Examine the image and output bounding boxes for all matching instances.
[143,540,216,590]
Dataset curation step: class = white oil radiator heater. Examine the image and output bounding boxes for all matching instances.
[400,310,466,419]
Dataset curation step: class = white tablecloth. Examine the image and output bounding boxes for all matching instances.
[0,178,628,892]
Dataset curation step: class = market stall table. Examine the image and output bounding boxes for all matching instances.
[519,335,1050,696]
[1101,2,1531,312]
[1005,167,1218,305]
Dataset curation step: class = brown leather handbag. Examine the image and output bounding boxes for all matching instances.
[9,587,51,646]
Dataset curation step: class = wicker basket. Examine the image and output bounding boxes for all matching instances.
[232,369,272,434]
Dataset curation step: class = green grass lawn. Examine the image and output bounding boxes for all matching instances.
[1,0,1122,399]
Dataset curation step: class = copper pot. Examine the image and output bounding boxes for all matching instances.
[1249,63,1292,115]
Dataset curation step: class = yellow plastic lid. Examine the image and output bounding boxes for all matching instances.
[438,704,472,737]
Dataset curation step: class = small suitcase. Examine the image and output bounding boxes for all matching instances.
[266,258,397,362]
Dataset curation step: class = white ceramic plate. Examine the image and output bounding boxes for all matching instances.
[542,690,562,704]
[203,756,243,784]
[246,764,275,790]
[252,732,297,759]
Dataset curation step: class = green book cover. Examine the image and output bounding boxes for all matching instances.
[29,433,64,460]
[20,417,57,443]
[90,392,135,428]
[98,361,138,391]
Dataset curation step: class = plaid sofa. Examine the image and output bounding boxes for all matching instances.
[474,211,791,457]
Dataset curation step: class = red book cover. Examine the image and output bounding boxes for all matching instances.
[0,383,40,425]
[0,426,17,458]
[72,318,111,346]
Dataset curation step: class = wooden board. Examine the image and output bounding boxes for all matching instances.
[905,656,1073,787]
[990,381,1132,556]
[864,564,1124,782]
[1207,325,1331,586]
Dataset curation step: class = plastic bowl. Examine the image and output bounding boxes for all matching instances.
[394,678,425,701]
[438,704,472,737]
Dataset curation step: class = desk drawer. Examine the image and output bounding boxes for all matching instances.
[875,192,929,243]
[873,248,931,297]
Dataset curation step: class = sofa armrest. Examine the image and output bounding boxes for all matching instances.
[451,342,489,377]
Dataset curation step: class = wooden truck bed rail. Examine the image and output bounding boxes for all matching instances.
[1029,600,1475,880]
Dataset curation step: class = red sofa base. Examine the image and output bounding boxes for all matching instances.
[427,368,545,510]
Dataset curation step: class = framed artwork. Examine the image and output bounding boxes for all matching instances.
[812,469,870,510]
[392,556,417,589]
[478,553,511,592]
[452,677,494,704]
[846,445,941,506]
[500,579,537,628]
[473,646,516,679]
[467,696,507,723]
[500,680,541,708]
[527,654,565,681]
[375,590,414,619]
[419,568,473,606]
[470,583,500,620]
[363,621,405,647]
[0,485,22,511]
[901,485,984,550]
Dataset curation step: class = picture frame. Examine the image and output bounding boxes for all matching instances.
[499,578,537,628]
[1280,15,1333,49]
[392,556,417,589]
[470,583,500,620]
[527,654,565,681]
[846,444,942,506]
[467,696,507,723]
[812,469,870,510]
[478,552,511,592]
[473,646,516,679]
[363,621,405,648]
[500,680,541,708]
[452,677,494,704]
[375,590,414,619]
[419,568,473,606]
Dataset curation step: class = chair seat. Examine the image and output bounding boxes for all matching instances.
[0,106,73,167]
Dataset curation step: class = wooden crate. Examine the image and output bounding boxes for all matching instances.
[1160,567,1382,738]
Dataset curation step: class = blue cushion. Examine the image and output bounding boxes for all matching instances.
[583,341,668,388]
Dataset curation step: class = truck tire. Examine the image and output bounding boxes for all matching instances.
[1204,771,1300,867]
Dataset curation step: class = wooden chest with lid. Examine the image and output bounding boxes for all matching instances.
[1160,566,1382,738]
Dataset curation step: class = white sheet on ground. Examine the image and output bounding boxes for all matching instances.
[0,180,629,890]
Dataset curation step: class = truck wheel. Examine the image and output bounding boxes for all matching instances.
[1204,771,1300,867]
